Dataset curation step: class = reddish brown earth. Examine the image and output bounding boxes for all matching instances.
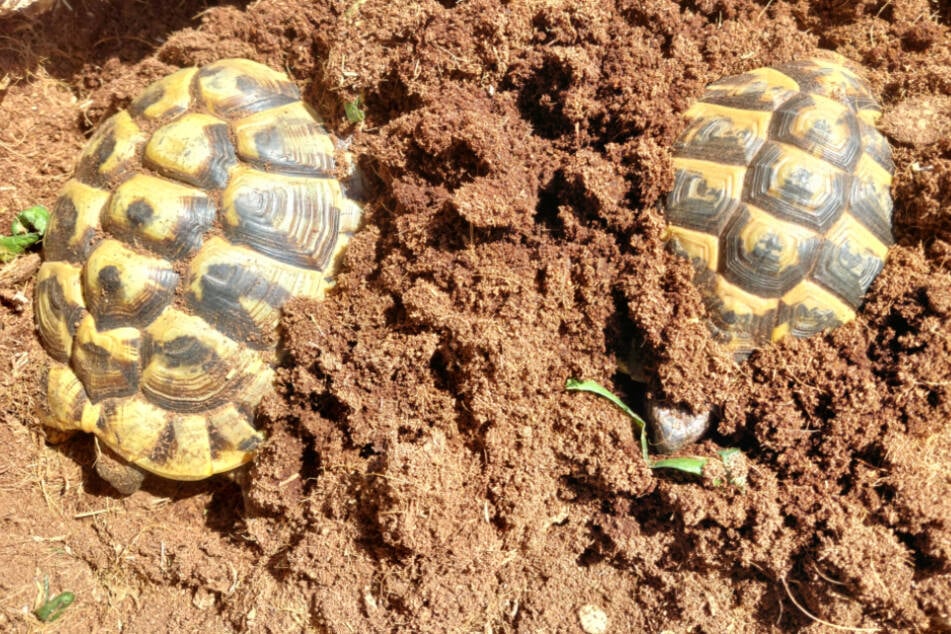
[0,0,949,631]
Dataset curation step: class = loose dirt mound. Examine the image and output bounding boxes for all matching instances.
[0,0,949,631]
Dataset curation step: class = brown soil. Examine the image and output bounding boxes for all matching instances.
[1,0,949,631]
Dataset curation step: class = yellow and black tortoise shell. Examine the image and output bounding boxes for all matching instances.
[666,57,894,360]
[36,59,362,480]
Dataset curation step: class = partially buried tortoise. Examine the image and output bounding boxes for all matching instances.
[35,58,361,493]
[654,55,894,450]
[667,55,894,359]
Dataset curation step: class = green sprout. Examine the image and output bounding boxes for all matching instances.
[566,378,650,461]
[0,204,49,262]
[344,95,366,124]
[565,378,745,485]
[33,576,74,623]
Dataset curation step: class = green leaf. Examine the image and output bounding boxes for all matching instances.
[717,447,741,461]
[649,456,708,476]
[34,591,75,623]
[565,378,649,461]
[0,204,49,262]
[565,378,749,484]
[0,233,41,262]
[716,447,747,488]
[12,204,49,235]
[344,96,365,124]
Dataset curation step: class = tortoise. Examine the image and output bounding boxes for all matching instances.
[654,54,894,451]
[35,58,361,493]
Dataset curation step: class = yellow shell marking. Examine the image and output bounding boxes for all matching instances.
[854,152,893,193]
[668,156,746,233]
[71,314,142,402]
[94,396,172,471]
[233,101,336,175]
[35,261,85,363]
[811,65,882,125]
[727,204,818,281]
[45,362,102,434]
[670,157,747,205]
[83,239,178,329]
[774,93,858,168]
[144,112,237,189]
[666,224,720,273]
[679,102,772,164]
[75,110,147,187]
[758,143,839,209]
[713,275,779,317]
[42,179,109,261]
[221,166,349,269]
[204,405,267,475]
[104,173,215,258]
[96,396,262,480]
[709,276,779,356]
[187,236,327,342]
[703,66,800,111]
[777,280,855,338]
[743,67,801,93]
[129,67,197,121]
[141,307,275,413]
[825,212,889,262]
[196,58,300,119]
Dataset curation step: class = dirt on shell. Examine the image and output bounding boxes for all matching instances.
[1,0,950,632]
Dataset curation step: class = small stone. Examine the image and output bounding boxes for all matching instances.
[363,586,378,612]
[578,603,608,634]
[646,401,713,453]
[192,587,215,610]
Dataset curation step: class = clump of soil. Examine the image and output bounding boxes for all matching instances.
[0,0,949,631]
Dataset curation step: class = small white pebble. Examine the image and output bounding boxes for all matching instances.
[363,586,378,612]
[578,604,608,634]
